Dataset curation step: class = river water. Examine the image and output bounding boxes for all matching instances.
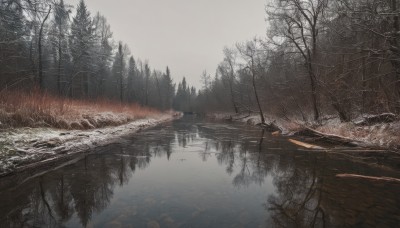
[0,117,399,227]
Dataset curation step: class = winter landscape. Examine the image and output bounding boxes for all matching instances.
[1,0,400,227]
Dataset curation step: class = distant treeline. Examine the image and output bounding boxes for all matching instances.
[0,0,177,110]
[183,0,400,121]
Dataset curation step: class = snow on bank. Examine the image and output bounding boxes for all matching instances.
[208,112,400,149]
[0,114,177,175]
[316,118,400,149]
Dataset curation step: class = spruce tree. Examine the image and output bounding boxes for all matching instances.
[70,0,93,97]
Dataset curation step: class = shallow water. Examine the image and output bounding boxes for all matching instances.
[0,117,399,227]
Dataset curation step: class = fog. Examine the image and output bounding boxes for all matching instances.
[68,0,267,87]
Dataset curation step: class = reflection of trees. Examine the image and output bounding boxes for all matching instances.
[176,130,197,148]
[49,174,73,222]
[211,128,270,188]
[267,158,326,228]
[198,122,399,227]
[2,121,398,227]
[265,151,400,227]
[0,127,177,227]
[197,124,400,227]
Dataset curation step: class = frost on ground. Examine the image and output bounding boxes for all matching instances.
[316,119,400,149]
[0,114,175,175]
[208,112,400,149]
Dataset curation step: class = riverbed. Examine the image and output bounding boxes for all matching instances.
[0,117,399,227]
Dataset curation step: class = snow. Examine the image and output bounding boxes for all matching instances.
[0,114,176,175]
[208,112,400,149]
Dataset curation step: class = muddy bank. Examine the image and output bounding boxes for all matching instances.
[0,114,180,177]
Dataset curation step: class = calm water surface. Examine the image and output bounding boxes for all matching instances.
[0,117,399,227]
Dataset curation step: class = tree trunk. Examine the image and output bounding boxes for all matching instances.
[155,75,162,109]
[307,59,320,121]
[145,75,149,105]
[227,62,239,113]
[58,33,62,95]
[38,6,52,90]
[251,68,265,124]
[229,79,239,113]
[310,25,320,121]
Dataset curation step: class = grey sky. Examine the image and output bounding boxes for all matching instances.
[68,0,267,88]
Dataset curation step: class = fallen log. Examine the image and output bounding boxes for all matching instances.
[288,139,325,149]
[294,127,361,147]
[336,174,400,183]
[354,113,396,126]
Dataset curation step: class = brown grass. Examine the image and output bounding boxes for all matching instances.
[0,89,160,129]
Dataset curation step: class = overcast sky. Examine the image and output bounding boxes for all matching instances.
[68,0,267,88]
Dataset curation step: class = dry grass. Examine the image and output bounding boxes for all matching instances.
[0,89,161,130]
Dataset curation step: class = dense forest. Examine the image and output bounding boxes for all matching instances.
[180,0,400,123]
[0,0,176,110]
[2,0,400,122]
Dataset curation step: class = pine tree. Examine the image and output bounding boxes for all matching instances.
[70,0,93,97]
[51,0,70,95]
[0,0,27,88]
[127,56,137,102]
[112,42,126,102]
[162,67,175,109]
[92,12,113,98]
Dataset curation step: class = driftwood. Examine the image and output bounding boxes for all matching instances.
[295,127,361,147]
[288,139,324,149]
[355,113,397,126]
[336,174,400,183]
[271,131,280,136]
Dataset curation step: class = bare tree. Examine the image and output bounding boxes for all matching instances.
[223,47,239,113]
[237,39,267,124]
[267,0,330,121]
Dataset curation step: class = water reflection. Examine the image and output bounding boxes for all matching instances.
[0,118,399,227]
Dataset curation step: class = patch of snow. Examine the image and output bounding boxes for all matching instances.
[0,114,175,175]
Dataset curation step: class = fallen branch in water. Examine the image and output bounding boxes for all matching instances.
[295,127,362,147]
[288,139,325,149]
[336,174,400,183]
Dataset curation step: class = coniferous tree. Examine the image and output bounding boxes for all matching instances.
[69,0,93,98]
[50,0,70,95]
[127,56,137,102]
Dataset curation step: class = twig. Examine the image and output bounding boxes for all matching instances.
[336,174,400,183]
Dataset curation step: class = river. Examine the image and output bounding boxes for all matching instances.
[0,117,399,227]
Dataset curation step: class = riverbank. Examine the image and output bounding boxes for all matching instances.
[0,90,160,129]
[0,113,179,176]
[207,113,400,150]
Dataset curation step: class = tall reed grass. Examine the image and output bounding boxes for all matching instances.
[0,89,160,129]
